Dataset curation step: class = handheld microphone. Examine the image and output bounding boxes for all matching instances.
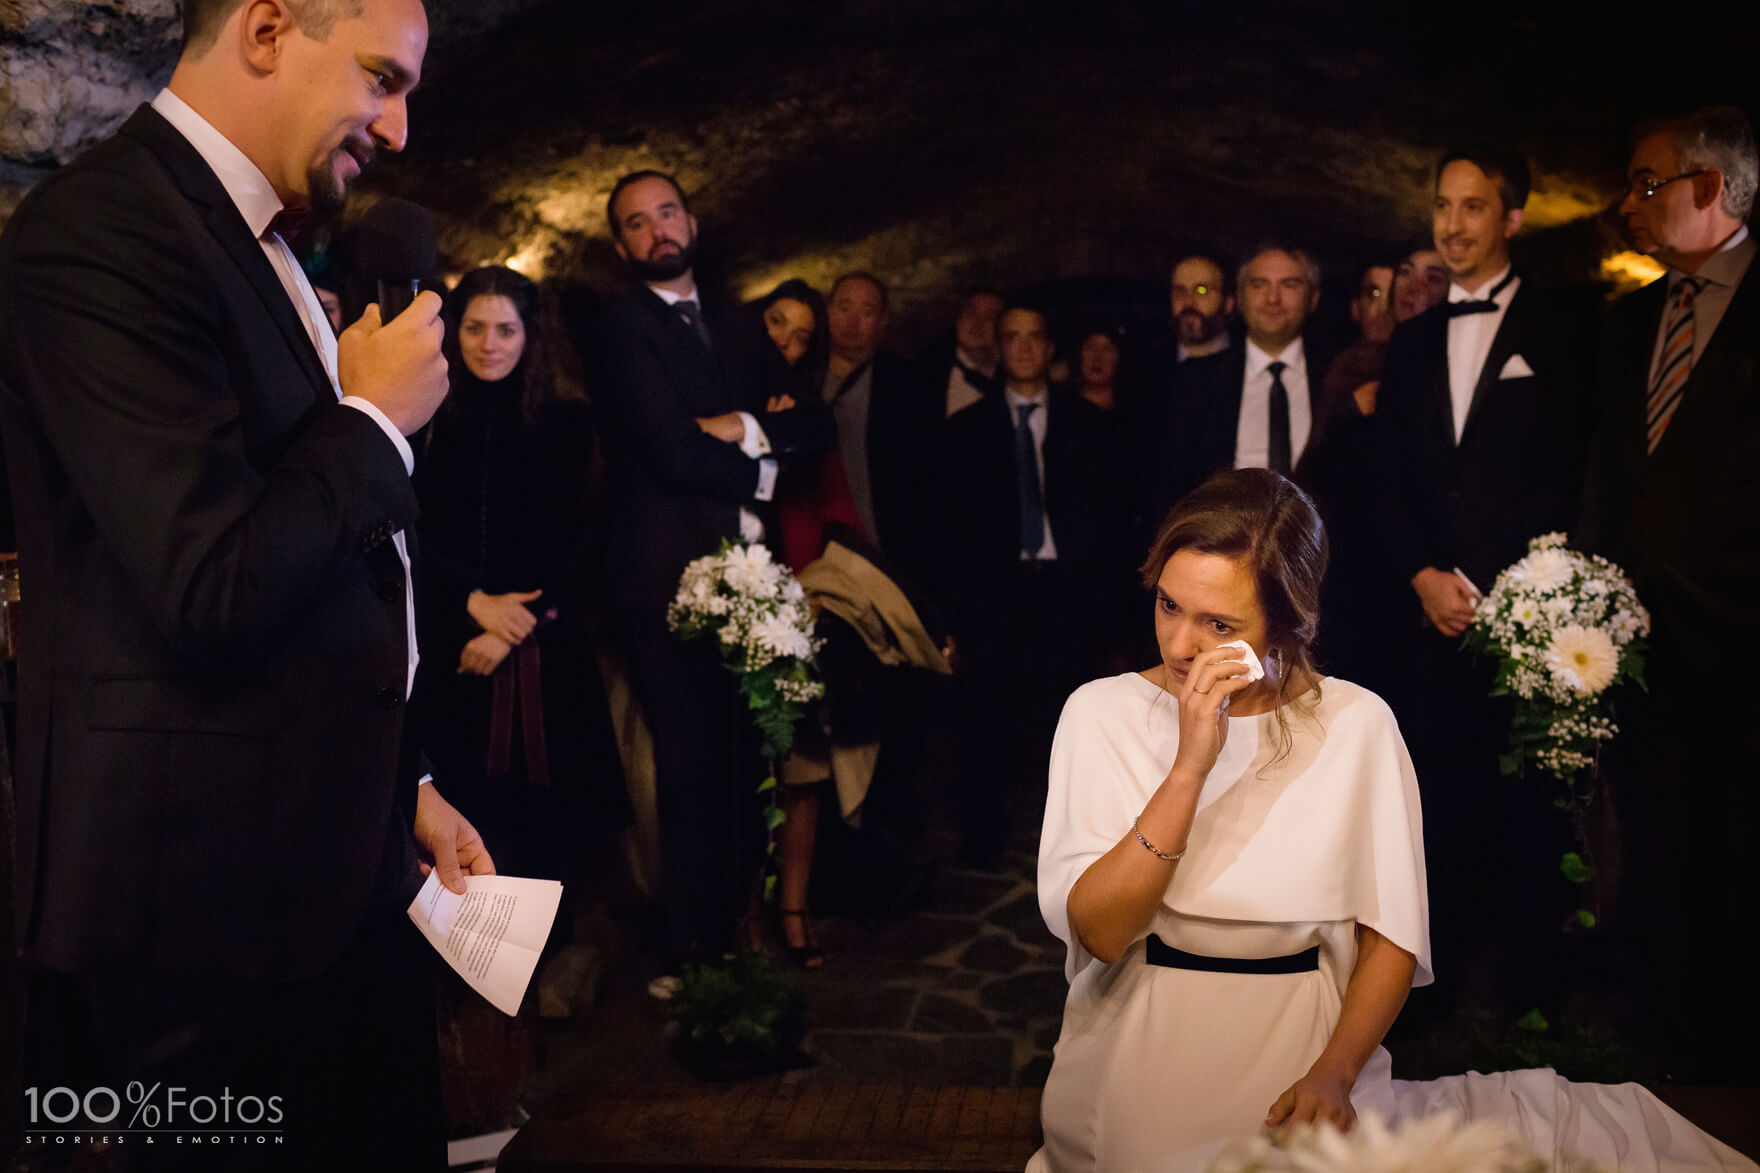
[355,197,437,321]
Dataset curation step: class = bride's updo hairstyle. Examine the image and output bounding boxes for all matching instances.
[1140,469,1329,751]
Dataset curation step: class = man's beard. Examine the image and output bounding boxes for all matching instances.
[305,161,351,219]
[628,236,698,282]
[1178,309,1225,345]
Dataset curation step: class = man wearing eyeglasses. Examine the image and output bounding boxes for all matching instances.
[1372,141,1598,1026]
[1578,106,1760,1083]
[1168,255,1234,362]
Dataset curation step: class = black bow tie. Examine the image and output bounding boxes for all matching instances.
[1445,270,1517,317]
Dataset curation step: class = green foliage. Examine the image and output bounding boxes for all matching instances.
[1559,852,1594,885]
[670,952,804,1053]
[1515,1007,1550,1034]
[1574,909,1597,930]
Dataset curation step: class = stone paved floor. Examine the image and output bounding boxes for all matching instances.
[788,829,1065,1088]
[520,815,1065,1114]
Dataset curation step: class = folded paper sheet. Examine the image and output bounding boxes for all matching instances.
[408,872,563,1015]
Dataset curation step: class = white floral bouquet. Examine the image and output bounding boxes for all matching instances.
[667,540,824,759]
[1465,533,1649,780]
[1464,533,1649,928]
[1207,1112,1554,1173]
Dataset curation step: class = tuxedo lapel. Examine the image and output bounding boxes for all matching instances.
[206,206,336,407]
[1409,309,1456,451]
[1459,284,1529,444]
[122,107,334,409]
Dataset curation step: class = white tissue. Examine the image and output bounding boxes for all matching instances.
[1218,639,1266,683]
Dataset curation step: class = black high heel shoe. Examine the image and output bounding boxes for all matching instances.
[778,908,824,970]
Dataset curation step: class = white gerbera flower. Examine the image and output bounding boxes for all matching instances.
[723,543,779,596]
[751,614,812,662]
[1545,625,1618,695]
[1517,547,1575,592]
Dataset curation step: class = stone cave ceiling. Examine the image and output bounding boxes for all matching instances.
[5,0,1760,340]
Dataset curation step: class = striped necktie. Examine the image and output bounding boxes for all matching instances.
[1646,275,1705,452]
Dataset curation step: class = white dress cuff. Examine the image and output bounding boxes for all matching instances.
[735,412,772,459]
[753,457,778,502]
[340,396,415,476]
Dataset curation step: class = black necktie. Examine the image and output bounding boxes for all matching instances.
[1015,402,1046,556]
[1445,269,1518,317]
[1266,360,1292,475]
[675,300,712,349]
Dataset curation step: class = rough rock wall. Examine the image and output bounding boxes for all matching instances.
[0,0,550,229]
[0,0,179,222]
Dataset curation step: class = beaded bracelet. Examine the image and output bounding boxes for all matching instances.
[1131,816,1185,862]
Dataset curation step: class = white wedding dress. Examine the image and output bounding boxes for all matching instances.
[1028,672,1754,1173]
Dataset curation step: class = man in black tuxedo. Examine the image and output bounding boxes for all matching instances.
[940,302,1114,865]
[587,171,827,963]
[1579,107,1760,1080]
[1375,143,1596,1018]
[1145,242,1328,525]
[924,288,1005,420]
[0,0,487,1165]
[822,271,940,585]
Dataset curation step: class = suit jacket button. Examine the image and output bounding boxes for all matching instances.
[377,686,402,708]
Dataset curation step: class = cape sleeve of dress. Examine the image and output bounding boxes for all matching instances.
[1170,683,1432,986]
[1039,677,1155,982]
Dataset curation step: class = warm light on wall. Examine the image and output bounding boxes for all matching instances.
[1521,184,1606,229]
[1600,250,1666,296]
[505,239,551,279]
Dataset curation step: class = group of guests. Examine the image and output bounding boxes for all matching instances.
[1021,103,1760,1167]
[0,0,1754,1161]
[403,108,1760,1103]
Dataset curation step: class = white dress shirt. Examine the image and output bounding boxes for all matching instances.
[1234,338,1312,471]
[150,90,422,699]
[1646,224,1756,387]
[1005,386,1058,561]
[647,284,776,543]
[1445,264,1520,444]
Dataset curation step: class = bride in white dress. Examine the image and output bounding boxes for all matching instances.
[1029,469,1754,1172]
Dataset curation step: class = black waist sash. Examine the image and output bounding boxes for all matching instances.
[1145,933,1319,975]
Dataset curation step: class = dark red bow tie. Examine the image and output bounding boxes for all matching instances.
[266,208,312,244]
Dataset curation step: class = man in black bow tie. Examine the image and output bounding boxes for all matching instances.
[587,170,827,965]
[0,0,491,1164]
[1372,143,1598,1023]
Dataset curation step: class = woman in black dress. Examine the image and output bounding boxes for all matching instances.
[414,266,628,886]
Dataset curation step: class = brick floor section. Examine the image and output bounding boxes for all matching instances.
[499,1081,1042,1172]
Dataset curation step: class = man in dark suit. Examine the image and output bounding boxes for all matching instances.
[1375,143,1596,1018]
[1579,107,1760,1081]
[940,301,1114,865]
[822,271,941,585]
[1145,242,1329,523]
[0,0,487,1165]
[587,170,827,963]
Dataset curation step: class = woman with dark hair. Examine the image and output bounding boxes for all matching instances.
[747,279,863,577]
[757,277,828,386]
[415,266,628,885]
[1074,323,1126,414]
[1029,469,1752,1170]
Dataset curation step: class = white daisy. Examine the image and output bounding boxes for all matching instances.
[1545,625,1618,695]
